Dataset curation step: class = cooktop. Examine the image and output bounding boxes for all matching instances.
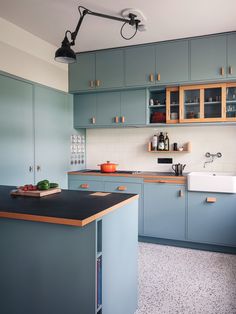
[82,170,136,174]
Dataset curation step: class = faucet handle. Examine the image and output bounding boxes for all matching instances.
[217,152,222,158]
[205,152,211,158]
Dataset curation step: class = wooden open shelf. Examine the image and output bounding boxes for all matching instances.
[147,142,191,153]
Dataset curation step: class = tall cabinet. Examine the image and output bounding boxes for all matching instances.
[0,74,72,188]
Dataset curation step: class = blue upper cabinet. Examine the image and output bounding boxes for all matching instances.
[227,33,236,79]
[190,35,227,81]
[69,53,96,92]
[95,49,124,89]
[125,45,156,87]
[74,94,97,127]
[69,50,124,92]
[156,40,189,84]
[120,89,147,125]
[96,92,121,126]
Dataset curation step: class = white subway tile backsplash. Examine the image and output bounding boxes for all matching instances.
[86,125,236,172]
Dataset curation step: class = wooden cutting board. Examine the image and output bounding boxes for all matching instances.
[10,188,61,197]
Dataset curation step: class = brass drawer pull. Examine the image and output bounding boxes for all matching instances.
[117,186,127,191]
[179,190,184,197]
[157,73,161,81]
[121,116,125,123]
[229,66,233,75]
[89,80,94,88]
[206,197,216,203]
[91,117,96,124]
[149,73,154,82]
[95,80,101,87]
[114,116,119,123]
[80,184,89,189]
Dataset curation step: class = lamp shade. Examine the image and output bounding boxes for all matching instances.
[54,41,76,64]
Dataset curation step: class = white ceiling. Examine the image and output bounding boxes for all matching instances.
[1,0,236,53]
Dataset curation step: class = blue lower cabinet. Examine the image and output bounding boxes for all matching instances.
[104,181,144,235]
[188,192,236,247]
[68,179,104,192]
[144,183,186,240]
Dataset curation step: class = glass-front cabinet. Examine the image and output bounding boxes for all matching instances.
[226,83,236,121]
[179,83,226,123]
[166,87,180,124]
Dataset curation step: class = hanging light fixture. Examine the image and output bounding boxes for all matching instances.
[55,6,143,64]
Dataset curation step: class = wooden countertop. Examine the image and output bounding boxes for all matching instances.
[0,186,138,227]
[68,170,187,182]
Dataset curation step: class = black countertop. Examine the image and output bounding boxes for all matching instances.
[0,186,138,226]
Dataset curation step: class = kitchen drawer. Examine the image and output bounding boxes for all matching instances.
[104,181,142,194]
[68,179,104,192]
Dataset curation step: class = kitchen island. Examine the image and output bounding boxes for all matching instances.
[0,186,139,314]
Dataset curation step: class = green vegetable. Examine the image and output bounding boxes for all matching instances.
[37,179,49,186]
[49,183,59,188]
[37,182,50,190]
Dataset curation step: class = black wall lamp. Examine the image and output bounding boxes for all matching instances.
[55,5,142,64]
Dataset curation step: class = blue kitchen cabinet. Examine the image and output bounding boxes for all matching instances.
[74,93,97,128]
[95,49,124,89]
[104,180,144,235]
[188,192,236,247]
[120,89,147,125]
[68,175,104,191]
[190,34,227,81]
[96,91,121,126]
[0,74,34,186]
[34,86,72,189]
[125,45,156,87]
[227,33,236,79]
[144,182,186,240]
[156,40,189,84]
[69,53,96,92]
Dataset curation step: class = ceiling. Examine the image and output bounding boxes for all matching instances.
[1,0,236,53]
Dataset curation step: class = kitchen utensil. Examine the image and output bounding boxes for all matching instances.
[98,161,118,173]
[172,163,186,176]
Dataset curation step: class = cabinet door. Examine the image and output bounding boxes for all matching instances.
[74,94,97,128]
[96,49,124,89]
[96,92,121,126]
[156,40,189,84]
[227,33,236,79]
[120,90,146,125]
[0,75,34,185]
[188,192,236,247]
[144,183,186,240]
[125,45,156,86]
[190,35,227,81]
[34,86,71,188]
[104,181,144,235]
[69,179,104,191]
[69,53,95,92]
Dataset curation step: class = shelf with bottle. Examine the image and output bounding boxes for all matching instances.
[147,141,191,153]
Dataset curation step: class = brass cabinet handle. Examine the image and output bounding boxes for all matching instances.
[80,184,89,189]
[121,116,125,123]
[206,197,216,203]
[220,67,225,76]
[95,80,101,87]
[89,80,94,88]
[114,116,119,123]
[229,66,233,75]
[117,186,127,191]
[91,117,96,124]
[179,190,184,197]
[157,73,161,81]
[149,73,154,82]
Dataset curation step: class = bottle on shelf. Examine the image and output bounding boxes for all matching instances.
[158,132,165,151]
[151,134,158,151]
[164,133,169,151]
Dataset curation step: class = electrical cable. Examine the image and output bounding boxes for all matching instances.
[120,22,138,40]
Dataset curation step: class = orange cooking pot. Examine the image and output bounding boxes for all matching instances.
[98,161,118,173]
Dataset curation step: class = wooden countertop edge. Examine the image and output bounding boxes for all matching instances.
[68,172,187,181]
[0,195,139,227]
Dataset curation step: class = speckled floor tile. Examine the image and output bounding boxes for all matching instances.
[135,243,236,314]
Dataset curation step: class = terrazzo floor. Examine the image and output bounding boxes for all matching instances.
[135,242,236,314]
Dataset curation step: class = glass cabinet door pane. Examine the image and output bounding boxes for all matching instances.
[204,87,221,118]
[170,91,179,120]
[184,89,200,119]
[149,90,166,123]
[226,87,236,118]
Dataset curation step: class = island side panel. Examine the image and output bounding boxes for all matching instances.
[0,218,96,314]
[101,199,138,314]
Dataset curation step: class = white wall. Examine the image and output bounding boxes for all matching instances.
[86,125,236,173]
[0,18,67,91]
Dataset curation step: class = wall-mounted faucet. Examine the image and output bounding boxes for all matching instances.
[204,152,222,168]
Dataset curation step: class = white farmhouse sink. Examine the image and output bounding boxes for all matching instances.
[187,172,236,193]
